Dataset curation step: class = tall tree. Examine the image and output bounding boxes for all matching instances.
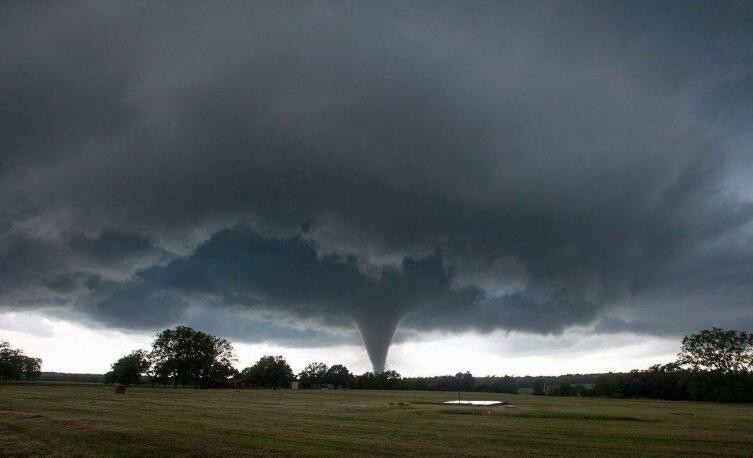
[149,326,236,387]
[325,364,351,388]
[376,370,402,389]
[298,362,328,388]
[677,327,753,374]
[105,350,151,386]
[454,371,474,399]
[0,339,42,381]
[241,355,294,389]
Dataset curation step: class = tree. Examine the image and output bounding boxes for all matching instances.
[352,371,377,389]
[298,362,328,389]
[149,326,236,387]
[575,384,595,397]
[677,327,752,374]
[376,370,402,389]
[325,364,351,388]
[553,383,574,396]
[352,370,401,389]
[241,355,294,389]
[0,339,42,381]
[454,371,473,399]
[594,373,623,397]
[105,350,150,386]
[20,355,42,380]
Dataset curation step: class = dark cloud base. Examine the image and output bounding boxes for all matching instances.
[2,1,753,370]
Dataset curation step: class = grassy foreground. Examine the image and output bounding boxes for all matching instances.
[2,385,753,456]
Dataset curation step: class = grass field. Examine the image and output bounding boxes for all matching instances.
[2,385,753,456]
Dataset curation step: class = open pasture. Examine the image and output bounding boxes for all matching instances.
[2,385,753,456]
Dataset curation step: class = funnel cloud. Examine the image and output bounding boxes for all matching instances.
[2,1,753,371]
[354,316,400,374]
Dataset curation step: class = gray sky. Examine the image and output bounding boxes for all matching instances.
[2,1,753,373]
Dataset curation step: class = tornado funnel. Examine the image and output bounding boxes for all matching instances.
[353,312,400,373]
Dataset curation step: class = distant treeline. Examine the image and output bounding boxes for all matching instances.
[6,326,753,403]
[38,372,105,383]
[100,325,753,404]
[593,366,753,403]
[399,373,603,394]
[592,328,753,403]
[96,326,616,391]
[376,327,753,403]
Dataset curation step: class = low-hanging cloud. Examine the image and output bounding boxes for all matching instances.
[83,229,481,371]
[2,1,753,370]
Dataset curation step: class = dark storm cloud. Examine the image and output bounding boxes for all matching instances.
[82,228,479,370]
[2,1,753,369]
[0,231,168,309]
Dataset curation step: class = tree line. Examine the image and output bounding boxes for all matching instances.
[591,327,753,402]
[103,325,753,403]
[104,326,406,389]
[0,332,602,393]
[8,325,753,402]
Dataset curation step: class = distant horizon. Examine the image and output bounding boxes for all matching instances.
[33,369,630,379]
[2,1,752,376]
[2,313,678,377]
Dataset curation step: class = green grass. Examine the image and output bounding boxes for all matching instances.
[1,385,753,456]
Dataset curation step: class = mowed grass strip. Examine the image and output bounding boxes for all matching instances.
[1,385,753,456]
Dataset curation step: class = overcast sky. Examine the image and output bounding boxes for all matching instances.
[2,1,753,375]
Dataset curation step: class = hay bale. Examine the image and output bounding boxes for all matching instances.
[113,384,127,394]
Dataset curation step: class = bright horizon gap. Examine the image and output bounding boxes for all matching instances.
[0,311,678,376]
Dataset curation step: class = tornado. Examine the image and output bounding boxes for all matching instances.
[353,312,401,373]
